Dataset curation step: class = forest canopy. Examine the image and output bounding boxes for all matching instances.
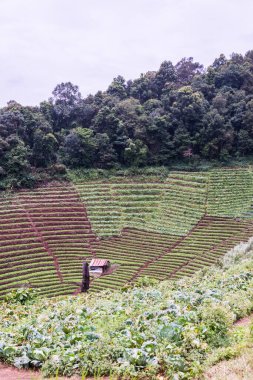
[1,50,253,188]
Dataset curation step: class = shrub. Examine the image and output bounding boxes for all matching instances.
[224,291,253,319]
[200,304,234,347]
[49,163,67,175]
[4,287,38,305]
[134,276,160,288]
[0,166,5,178]
[223,237,253,269]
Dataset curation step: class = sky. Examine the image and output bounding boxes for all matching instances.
[0,0,253,106]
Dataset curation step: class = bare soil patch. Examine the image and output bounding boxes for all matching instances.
[0,364,110,380]
[204,349,253,380]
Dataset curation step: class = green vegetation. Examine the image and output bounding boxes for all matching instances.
[1,51,253,189]
[206,168,253,217]
[75,181,165,236]
[4,287,38,305]
[2,47,253,379]
[75,169,253,237]
[0,169,253,298]
[0,240,253,379]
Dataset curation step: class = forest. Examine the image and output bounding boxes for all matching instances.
[1,50,253,188]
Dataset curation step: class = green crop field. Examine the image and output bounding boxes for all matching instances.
[0,168,253,297]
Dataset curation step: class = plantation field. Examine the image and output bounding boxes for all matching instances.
[1,240,253,378]
[0,168,253,297]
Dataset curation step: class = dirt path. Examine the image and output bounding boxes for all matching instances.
[0,364,109,380]
[0,364,42,380]
[203,313,253,380]
[0,364,83,380]
[204,349,253,380]
[234,315,253,327]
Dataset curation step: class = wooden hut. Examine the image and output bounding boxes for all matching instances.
[89,259,110,275]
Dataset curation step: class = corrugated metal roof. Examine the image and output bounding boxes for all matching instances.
[90,258,110,267]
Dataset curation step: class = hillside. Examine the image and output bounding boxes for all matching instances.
[0,238,253,379]
[0,168,253,298]
[1,50,253,190]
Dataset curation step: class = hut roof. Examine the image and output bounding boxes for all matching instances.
[90,259,110,267]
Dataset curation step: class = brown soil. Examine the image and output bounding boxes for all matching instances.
[204,349,253,380]
[0,364,43,380]
[102,263,120,276]
[234,315,253,327]
[0,363,84,380]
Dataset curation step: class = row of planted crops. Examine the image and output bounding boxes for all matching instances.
[0,186,97,298]
[0,168,253,297]
[2,245,253,378]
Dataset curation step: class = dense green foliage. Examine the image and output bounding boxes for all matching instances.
[1,51,253,188]
[0,242,253,379]
[4,287,38,305]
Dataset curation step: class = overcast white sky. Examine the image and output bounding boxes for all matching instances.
[0,0,252,106]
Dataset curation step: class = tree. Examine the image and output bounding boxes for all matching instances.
[61,127,97,167]
[114,98,147,139]
[5,136,30,173]
[52,82,82,130]
[154,61,176,97]
[129,71,157,102]
[107,75,127,99]
[95,133,117,168]
[170,86,208,139]
[52,82,81,105]
[199,108,233,159]
[214,63,246,89]
[1,50,253,188]
[237,129,253,155]
[175,57,203,86]
[123,139,148,166]
[32,130,58,167]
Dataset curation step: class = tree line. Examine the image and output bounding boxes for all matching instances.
[1,50,253,188]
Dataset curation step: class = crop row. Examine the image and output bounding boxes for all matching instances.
[90,216,253,291]
[139,216,253,280]
[16,186,97,291]
[75,173,208,237]
[75,170,253,237]
[0,185,98,297]
[1,170,253,297]
[206,169,253,217]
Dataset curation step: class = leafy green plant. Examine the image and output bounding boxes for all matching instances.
[133,276,159,288]
[4,287,38,305]
[1,244,253,378]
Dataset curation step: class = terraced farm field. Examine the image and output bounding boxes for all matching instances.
[1,168,253,297]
